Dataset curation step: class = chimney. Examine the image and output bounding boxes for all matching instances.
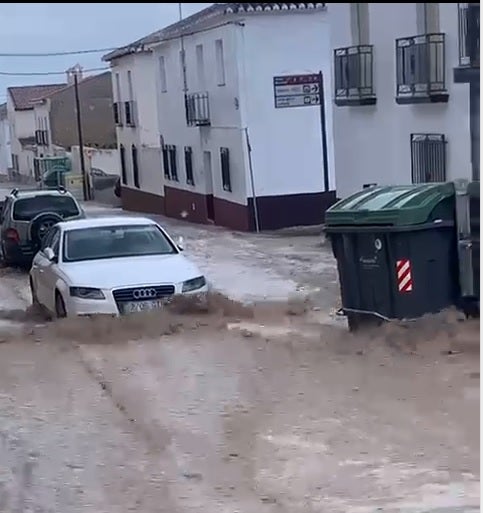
[66,64,83,85]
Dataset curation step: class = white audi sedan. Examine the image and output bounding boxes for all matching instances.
[29,216,209,318]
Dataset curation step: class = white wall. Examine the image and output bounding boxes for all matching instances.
[33,101,52,155]
[87,147,120,176]
[7,92,37,176]
[0,117,11,174]
[241,11,335,198]
[330,3,471,199]
[111,52,161,188]
[153,23,248,205]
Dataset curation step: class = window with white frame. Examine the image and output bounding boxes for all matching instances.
[159,56,167,93]
[215,39,226,86]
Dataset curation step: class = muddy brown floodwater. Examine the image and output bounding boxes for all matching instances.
[0,291,480,512]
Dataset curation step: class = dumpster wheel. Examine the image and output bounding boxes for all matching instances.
[461,297,480,319]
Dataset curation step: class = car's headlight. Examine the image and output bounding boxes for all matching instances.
[182,276,206,293]
[69,287,105,300]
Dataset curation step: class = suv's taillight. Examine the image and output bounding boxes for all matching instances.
[5,228,19,243]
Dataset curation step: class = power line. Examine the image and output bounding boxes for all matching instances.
[0,67,110,77]
[0,47,117,57]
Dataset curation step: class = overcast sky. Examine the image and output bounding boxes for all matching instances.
[0,2,212,103]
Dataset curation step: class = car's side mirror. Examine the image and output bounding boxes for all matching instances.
[177,236,184,252]
[44,247,57,262]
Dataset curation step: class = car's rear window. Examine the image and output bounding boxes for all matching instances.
[12,195,80,221]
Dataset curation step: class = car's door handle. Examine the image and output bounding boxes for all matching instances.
[38,269,44,274]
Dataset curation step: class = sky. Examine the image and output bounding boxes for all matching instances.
[0,2,212,103]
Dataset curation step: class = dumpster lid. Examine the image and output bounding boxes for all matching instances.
[326,183,455,226]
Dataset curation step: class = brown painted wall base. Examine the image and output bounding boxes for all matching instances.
[164,185,210,225]
[248,191,337,231]
[121,186,337,232]
[121,187,165,215]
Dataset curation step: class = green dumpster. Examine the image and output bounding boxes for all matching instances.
[325,183,460,330]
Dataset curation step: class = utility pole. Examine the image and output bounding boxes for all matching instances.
[179,2,188,92]
[318,71,330,193]
[74,73,89,200]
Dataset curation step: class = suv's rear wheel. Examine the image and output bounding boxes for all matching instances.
[55,291,67,319]
[29,212,63,247]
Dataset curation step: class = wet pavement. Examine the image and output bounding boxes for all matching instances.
[0,198,479,512]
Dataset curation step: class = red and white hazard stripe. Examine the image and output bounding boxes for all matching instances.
[396,259,413,293]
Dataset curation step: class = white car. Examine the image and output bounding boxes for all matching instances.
[29,216,209,318]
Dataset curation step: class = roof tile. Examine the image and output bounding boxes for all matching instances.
[8,83,67,111]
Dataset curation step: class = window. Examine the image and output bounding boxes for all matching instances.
[125,101,135,126]
[162,145,178,181]
[159,56,167,92]
[162,146,170,179]
[220,147,232,192]
[12,196,80,222]
[120,144,127,185]
[196,44,205,89]
[410,134,447,184]
[132,145,140,188]
[215,39,226,86]
[63,224,177,263]
[113,102,122,125]
[184,146,194,185]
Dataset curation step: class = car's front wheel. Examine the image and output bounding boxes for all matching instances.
[55,291,67,319]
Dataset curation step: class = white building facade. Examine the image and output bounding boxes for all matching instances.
[330,2,478,199]
[7,83,66,181]
[0,103,12,176]
[104,2,336,231]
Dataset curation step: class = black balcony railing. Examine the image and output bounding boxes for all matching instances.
[458,3,480,68]
[334,45,376,106]
[396,33,449,104]
[113,102,122,126]
[185,92,210,126]
[124,101,136,127]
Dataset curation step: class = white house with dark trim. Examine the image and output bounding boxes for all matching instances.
[330,2,479,200]
[104,2,336,231]
[0,103,12,176]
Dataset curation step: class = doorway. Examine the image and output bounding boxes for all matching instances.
[203,150,215,222]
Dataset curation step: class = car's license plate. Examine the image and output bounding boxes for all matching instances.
[121,300,165,314]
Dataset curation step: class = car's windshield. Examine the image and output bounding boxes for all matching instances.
[13,195,80,221]
[63,224,177,262]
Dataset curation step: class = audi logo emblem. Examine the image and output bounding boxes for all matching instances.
[133,288,157,299]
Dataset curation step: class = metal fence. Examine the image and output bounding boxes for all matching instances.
[334,45,375,101]
[410,133,447,184]
[396,33,446,98]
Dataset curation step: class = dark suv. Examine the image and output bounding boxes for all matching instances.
[0,187,84,267]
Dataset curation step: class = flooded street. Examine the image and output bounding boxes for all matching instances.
[0,201,478,512]
[0,262,479,512]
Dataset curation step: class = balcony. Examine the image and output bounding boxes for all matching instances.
[396,33,449,105]
[185,92,210,127]
[454,3,480,83]
[124,101,136,127]
[334,45,376,106]
[35,129,48,146]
